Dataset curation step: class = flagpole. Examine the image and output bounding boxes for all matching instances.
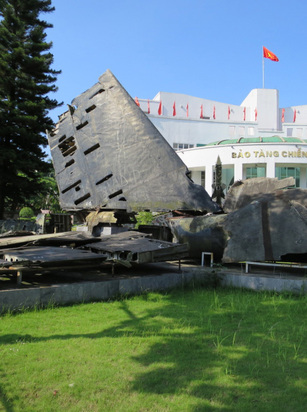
[262,50,265,88]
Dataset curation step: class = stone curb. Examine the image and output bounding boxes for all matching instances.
[0,268,305,312]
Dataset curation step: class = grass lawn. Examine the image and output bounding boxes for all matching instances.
[0,287,306,411]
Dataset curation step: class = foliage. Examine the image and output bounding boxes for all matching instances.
[0,0,62,219]
[0,288,306,411]
[19,206,34,219]
[134,211,153,228]
[28,163,62,213]
[3,163,62,216]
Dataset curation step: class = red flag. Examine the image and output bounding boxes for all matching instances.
[173,101,176,116]
[263,46,279,62]
[243,107,246,121]
[255,108,258,121]
[200,104,203,119]
[135,97,140,106]
[186,103,189,117]
[158,101,162,115]
[147,100,150,114]
[228,106,230,120]
[293,109,296,123]
[281,108,285,123]
[213,105,216,119]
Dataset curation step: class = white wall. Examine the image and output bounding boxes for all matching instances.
[138,89,307,148]
[177,143,307,195]
[241,89,279,131]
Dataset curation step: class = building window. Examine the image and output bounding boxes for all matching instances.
[212,167,233,195]
[239,126,245,136]
[173,143,194,151]
[229,126,235,137]
[287,128,293,137]
[201,171,205,187]
[296,128,303,138]
[222,167,234,191]
[275,166,300,187]
[246,166,266,179]
[248,127,255,136]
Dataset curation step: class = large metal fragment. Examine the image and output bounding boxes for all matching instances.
[0,231,188,274]
[0,231,98,249]
[81,231,188,265]
[223,188,307,263]
[169,185,307,263]
[2,247,107,269]
[223,177,295,213]
[169,214,227,260]
[47,70,219,214]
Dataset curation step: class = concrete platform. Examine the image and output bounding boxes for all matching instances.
[0,262,306,312]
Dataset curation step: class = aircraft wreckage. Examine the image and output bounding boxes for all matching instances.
[45,69,306,265]
[169,177,307,263]
[47,69,220,215]
[0,70,220,280]
[0,231,188,284]
[1,70,306,282]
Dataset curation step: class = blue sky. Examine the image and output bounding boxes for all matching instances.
[46,0,307,123]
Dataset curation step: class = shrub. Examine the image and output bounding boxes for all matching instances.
[135,211,153,228]
[19,207,35,220]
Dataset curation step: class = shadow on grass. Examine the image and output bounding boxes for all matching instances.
[0,368,16,412]
[1,288,306,411]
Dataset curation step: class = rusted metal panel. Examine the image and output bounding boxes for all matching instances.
[0,231,97,249]
[2,247,107,268]
[81,231,189,264]
[47,70,220,214]
[0,231,188,273]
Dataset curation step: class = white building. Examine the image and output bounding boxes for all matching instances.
[137,88,307,195]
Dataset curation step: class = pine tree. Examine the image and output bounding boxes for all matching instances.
[0,0,61,219]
